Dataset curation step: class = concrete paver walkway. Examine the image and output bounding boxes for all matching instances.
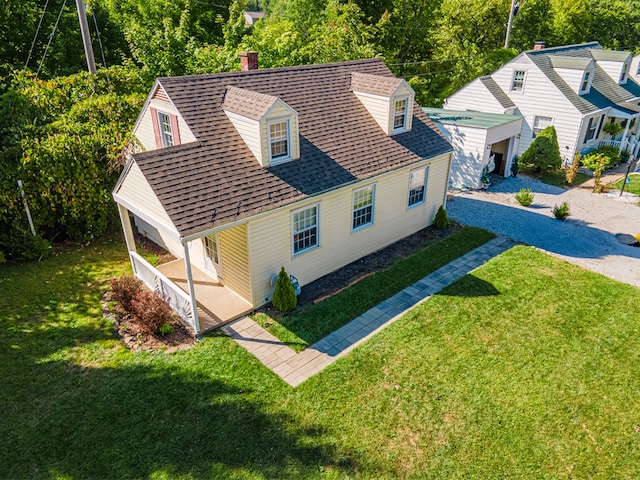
[221,236,514,387]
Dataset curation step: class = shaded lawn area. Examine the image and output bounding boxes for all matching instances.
[610,173,640,197]
[520,166,591,188]
[253,226,495,351]
[2,237,640,478]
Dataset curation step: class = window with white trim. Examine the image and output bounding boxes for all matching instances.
[352,185,375,230]
[393,98,408,131]
[511,70,526,91]
[292,204,318,254]
[583,116,600,143]
[203,234,219,265]
[621,63,629,83]
[408,166,429,207]
[532,115,553,137]
[157,111,174,147]
[269,119,289,162]
[580,71,592,93]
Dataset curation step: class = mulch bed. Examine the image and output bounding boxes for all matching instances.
[270,223,462,312]
[102,292,197,352]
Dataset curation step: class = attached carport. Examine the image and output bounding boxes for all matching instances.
[424,108,524,190]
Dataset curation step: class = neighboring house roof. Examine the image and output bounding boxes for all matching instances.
[243,11,265,24]
[130,59,451,238]
[478,76,515,108]
[548,56,593,70]
[423,108,523,129]
[526,42,640,115]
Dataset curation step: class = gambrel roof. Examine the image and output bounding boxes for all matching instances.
[125,59,451,238]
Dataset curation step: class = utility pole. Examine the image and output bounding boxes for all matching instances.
[75,0,97,74]
[504,0,517,49]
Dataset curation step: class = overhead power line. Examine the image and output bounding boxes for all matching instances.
[37,0,68,76]
[26,0,52,68]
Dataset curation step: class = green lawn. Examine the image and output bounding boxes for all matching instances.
[253,226,495,351]
[3,236,640,478]
[610,172,640,196]
[520,167,591,188]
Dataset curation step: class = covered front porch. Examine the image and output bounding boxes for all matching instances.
[157,259,253,332]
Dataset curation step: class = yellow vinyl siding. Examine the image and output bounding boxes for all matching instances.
[354,92,391,133]
[247,153,451,305]
[225,113,264,165]
[218,224,252,302]
[133,86,197,151]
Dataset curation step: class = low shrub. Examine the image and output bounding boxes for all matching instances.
[272,266,297,313]
[110,275,143,313]
[130,290,175,335]
[515,188,534,206]
[159,323,175,336]
[0,228,52,262]
[552,202,571,220]
[433,205,450,229]
[564,153,581,186]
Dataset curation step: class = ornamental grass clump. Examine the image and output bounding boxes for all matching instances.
[515,188,534,206]
[552,202,571,220]
[272,266,297,313]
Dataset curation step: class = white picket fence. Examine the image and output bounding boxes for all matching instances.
[129,251,196,331]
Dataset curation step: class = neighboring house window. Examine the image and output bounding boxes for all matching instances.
[352,185,375,230]
[158,111,174,147]
[580,71,592,93]
[393,98,408,131]
[532,115,553,137]
[292,204,318,254]
[511,70,526,91]
[408,166,429,207]
[269,119,289,161]
[636,63,640,76]
[621,63,629,83]
[583,116,600,143]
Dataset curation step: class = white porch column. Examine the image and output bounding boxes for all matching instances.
[182,241,201,334]
[117,203,137,253]
[621,120,631,152]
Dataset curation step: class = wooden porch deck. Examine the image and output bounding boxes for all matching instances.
[157,259,253,332]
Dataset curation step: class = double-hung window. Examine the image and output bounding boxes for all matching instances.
[621,64,629,83]
[352,185,375,230]
[511,70,526,91]
[532,115,553,137]
[408,166,429,207]
[269,119,289,162]
[583,116,600,143]
[393,98,408,131]
[580,71,592,93]
[157,111,174,147]
[292,204,318,254]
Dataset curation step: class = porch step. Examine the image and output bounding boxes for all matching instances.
[196,306,220,328]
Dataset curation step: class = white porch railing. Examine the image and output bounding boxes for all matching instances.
[129,251,196,331]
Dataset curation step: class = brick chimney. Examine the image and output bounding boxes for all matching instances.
[240,51,259,71]
[533,41,546,51]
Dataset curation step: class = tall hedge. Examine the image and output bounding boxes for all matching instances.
[520,125,562,173]
[0,66,147,259]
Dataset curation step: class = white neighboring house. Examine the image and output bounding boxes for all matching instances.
[424,108,524,190]
[445,42,640,169]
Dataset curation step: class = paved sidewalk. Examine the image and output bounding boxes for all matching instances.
[221,236,515,387]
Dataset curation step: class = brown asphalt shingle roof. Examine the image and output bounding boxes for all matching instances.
[132,58,452,238]
[222,86,281,120]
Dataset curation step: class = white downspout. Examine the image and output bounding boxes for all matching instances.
[182,241,201,334]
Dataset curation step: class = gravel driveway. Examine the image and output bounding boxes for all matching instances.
[446,175,640,288]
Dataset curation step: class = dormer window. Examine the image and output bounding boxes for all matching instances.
[620,63,629,83]
[157,111,174,147]
[269,119,290,162]
[580,71,592,93]
[393,98,408,131]
[511,70,526,91]
[351,72,415,136]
